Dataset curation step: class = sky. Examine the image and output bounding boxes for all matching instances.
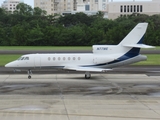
[0,0,152,8]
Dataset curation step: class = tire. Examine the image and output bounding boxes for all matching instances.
[28,75,31,79]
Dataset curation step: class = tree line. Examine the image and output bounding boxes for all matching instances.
[0,3,160,46]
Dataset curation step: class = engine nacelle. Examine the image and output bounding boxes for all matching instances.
[93,55,114,64]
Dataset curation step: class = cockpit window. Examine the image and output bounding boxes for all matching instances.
[24,57,29,60]
[21,57,25,60]
[17,57,29,60]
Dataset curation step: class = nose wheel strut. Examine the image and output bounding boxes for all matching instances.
[28,70,32,79]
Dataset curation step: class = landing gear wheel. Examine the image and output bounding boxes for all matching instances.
[28,75,31,79]
[85,72,91,79]
[85,75,91,79]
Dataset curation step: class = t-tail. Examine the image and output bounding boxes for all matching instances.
[92,23,154,68]
[118,23,154,54]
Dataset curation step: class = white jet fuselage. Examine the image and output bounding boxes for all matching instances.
[6,52,147,71]
[6,53,116,69]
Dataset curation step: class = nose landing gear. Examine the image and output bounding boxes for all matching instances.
[28,70,32,79]
[28,75,31,79]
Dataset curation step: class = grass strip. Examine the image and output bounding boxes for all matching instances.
[0,46,92,51]
[133,54,160,65]
[0,54,22,67]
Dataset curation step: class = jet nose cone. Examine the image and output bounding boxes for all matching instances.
[5,63,11,68]
[5,64,7,67]
[5,61,16,68]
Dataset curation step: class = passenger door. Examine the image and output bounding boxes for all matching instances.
[34,57,41,68]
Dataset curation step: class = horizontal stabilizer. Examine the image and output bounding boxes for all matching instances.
[123,44,155,48]
[64,66,112,72]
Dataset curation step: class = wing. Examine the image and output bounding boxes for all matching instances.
[63,66,112,72]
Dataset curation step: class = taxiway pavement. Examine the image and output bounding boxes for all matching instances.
[0,73,159,120]
[1,65,160,76]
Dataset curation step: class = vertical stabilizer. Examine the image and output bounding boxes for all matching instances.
[118,23,148,46]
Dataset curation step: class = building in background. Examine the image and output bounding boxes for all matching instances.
[34,0,108,16]
[34,0,160,19]
[1,0,23,13]
[108,0,160,19]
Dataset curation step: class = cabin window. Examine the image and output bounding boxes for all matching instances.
[78,57,81,60]
[63,57,65,60]
[68,57,70,60]
[48,57,51,61]
[58,57,61,60]
[53,57,56,61]
[73,57,76,60]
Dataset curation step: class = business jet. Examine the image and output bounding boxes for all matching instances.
[5,23,154,79]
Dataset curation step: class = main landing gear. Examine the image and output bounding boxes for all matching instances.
[28,69,32,79]
[85,72,91,79]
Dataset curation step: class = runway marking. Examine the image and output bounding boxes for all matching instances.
[131,94,160,117]
[2,75,10,83]
[101,75,123,94]
[55,74,70,120]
